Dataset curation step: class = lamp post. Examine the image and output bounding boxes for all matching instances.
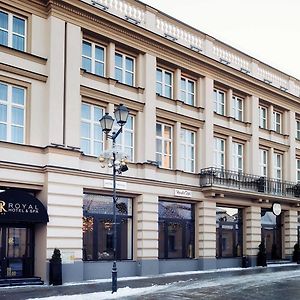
[99,104,129,293]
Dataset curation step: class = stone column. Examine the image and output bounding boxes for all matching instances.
[198,200,216,269]
[174,68,181,101]
[283,210,298,259]
[107,42,115,79]
[226,88,233,117]
[268,105,274,130]
[174,121,181,170]
[136,194,159,276]
[226,136,233,170]
[244,206,261,266]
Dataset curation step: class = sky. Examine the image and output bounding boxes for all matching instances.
[141,0,300,80]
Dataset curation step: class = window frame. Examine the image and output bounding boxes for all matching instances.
[180,128,195,173]
[259,149,268,177]
[273,153,282,180]
[156,67,173,99]
[82,40,106,77]
[297,158,300,183]
[259,106,267,129]
[80,103,104,156]
[156,122,173,169]
[213,88,226,116]
[180,76,195,106]
[272,111,282,134]
[296,120,300,140]
[232,95,243,121]
[0,81,26,144]
[213,137,225,169]
[114,51,135,86]
[232,142,243,173]
[0,9,27,51]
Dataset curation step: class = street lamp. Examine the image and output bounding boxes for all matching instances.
[99,104,129,293]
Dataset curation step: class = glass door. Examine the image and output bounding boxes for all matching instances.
[0,226,33,278]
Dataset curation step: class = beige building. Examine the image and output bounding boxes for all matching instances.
[0,0,300,284]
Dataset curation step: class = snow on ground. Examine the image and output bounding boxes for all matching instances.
[27,269,300,300]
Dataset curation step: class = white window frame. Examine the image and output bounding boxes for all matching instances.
[296,120,300,139]
[259,106,267,129]
[272,111,282,133]
[232,95,243,121]
[156,122,173,169]
[80,103,104,156]
[0,10,26,51]
[214,89,226,115]
[232,142,243,173]
[213,137,225,169]
[115,52,135,86]
[82,40,106,76]
[259,149,268,177]
[297,159,300,183]
[180,128,195,173]
[273,153,282,180]
[113,115,135,162]
[0,82,26,144]
[156,68,173,98]
[180,76,195,106]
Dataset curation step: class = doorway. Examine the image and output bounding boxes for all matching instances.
[0,226,34,278]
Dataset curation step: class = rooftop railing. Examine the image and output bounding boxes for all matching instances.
[82,0,300,98]
[200,167,300,199]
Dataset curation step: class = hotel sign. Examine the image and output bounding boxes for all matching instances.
[103,180,127,190]
[174,189,192,198]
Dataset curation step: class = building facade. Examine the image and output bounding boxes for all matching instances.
[0,0,300,284]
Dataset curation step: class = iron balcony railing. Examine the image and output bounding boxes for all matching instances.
[200,167,300,198]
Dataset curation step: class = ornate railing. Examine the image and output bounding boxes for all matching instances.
[200,167,300,198]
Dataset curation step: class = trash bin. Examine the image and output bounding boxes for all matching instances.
[242,255,248,268]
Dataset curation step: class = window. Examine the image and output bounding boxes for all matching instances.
[156,68,173,98]
[82,41,105,76]
[83,194,132,261]
[297,159,300,183]
[0,10,26,51]
[232,142,243,173]
[0,82,25,144]
[232,96,243,121]
[259,106,267,129]
[273,153,282,180]
[213,137,225,169]
[296,120,300,139]
[159,201,194,259]
[113,115,134,161]
[216,207,243,258]
[115,52,134,86]
[156,123,172,169]
[180,77,195,105]
[260,149,268,177]
[273,111,282,133]
[180,128,195,173]
[80,103,103,156]
[214,89,225,115]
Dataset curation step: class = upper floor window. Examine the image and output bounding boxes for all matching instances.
[82,40,105,76]
[259,149,268,177]
[156,122,172,169]
[0,82,25,144]
[297,159,300,183]
[156,68,173,98]
[0,10,26,51]
[180,128,195,173]
[115,52,134,86]
[259,106,267,129]
[213,137,225,169]
[296,120,300,139]
[273,153,282,180]
[272,111,282,133]
[113,115,134,161]
[180,77,195,105]
[214,89,225,115]
[81,103,103,156]
[232,96,243,121]
[232,142,243,173]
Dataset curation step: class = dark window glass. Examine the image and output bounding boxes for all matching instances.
[159,201,194,259]
[216,206,243,258]
[83,195,132,261]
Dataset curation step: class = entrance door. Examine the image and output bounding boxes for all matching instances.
[0,226,34,278]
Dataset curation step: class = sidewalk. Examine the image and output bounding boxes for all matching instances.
[2,264,300,300]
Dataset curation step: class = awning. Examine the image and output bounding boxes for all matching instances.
[0,190,49,223]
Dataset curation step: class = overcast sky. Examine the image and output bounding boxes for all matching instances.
[141,0,300,80]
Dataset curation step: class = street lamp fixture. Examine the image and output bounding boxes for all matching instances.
[99,104,129,294]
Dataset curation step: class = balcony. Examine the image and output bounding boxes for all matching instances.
[200,167,300,199]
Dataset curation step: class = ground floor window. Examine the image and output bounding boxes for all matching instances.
[82,194,133,261]
[159,201,194,259]
[216,206,243,258]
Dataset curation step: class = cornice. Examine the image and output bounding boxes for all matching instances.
[259,137,290,151]
[214,124,251,141]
